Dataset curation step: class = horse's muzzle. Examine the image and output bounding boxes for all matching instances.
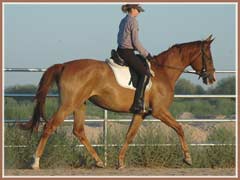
[203,72,216,85]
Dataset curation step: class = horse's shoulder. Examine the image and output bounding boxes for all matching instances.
[152,72,174,91]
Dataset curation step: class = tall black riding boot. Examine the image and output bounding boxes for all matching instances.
[130,75,150,113]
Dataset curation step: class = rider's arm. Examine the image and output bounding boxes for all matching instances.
[130,18,149,58]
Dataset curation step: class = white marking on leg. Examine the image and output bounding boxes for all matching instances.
[32,154,40,169]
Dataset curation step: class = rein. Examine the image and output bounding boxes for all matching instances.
[152,41,214,79]
[152,62,200,76]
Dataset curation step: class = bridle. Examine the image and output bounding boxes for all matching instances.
[191,42,215,80]
[152,41,215,80]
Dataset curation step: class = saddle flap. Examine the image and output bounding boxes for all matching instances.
[105,58,152,91]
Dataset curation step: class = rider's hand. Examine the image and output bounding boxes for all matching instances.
[146,53,154,61]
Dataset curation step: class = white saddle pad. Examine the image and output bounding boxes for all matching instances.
[105,58,152,90]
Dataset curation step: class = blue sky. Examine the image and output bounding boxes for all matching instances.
[4,3,237,87]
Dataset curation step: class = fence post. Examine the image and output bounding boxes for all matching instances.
[103,110,108,166]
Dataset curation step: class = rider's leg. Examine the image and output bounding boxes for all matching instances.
[117,48,151,113]
[130,74,150,113]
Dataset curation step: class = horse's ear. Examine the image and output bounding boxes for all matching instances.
[206,34,213,42]
[210,37,215,44]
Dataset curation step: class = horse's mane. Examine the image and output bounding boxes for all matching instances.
[154,40,202,62]
[170,40,202,49]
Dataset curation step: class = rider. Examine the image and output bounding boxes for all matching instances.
[117,4,153,113]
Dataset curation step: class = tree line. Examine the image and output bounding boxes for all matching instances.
[4,76,236,120]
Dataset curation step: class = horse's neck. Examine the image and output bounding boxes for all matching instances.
[153,46,194,88]
[164,56,186,86]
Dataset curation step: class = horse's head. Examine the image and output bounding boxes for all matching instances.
[190,35,216,85]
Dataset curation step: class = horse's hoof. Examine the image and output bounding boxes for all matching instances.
[31,155,40,170]
[117,163,126,170]
[31,164,40,170]
[183,157,192,166]
[96,161,104,168]
[117,165,126,170]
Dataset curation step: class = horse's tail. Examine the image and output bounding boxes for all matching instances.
[18,64,64,132]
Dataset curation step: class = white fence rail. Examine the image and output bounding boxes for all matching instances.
[4,68,236,166]
[4,68,236,74]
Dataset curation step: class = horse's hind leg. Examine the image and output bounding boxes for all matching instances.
[32,104,73,169]
[73,103,104,168]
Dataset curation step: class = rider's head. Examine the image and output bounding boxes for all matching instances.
[121,4,144,17]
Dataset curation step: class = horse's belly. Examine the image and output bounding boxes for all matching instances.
[89,94,133,113]
[89,88,150,113]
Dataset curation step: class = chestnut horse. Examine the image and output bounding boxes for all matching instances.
[20,35,216,169]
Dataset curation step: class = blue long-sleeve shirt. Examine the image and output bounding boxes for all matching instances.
[117,15,149,57]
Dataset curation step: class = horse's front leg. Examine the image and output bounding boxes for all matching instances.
[152,107,192,166]
[118,114,144,169]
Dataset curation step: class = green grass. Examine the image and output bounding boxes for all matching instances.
[4,122,235,169]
